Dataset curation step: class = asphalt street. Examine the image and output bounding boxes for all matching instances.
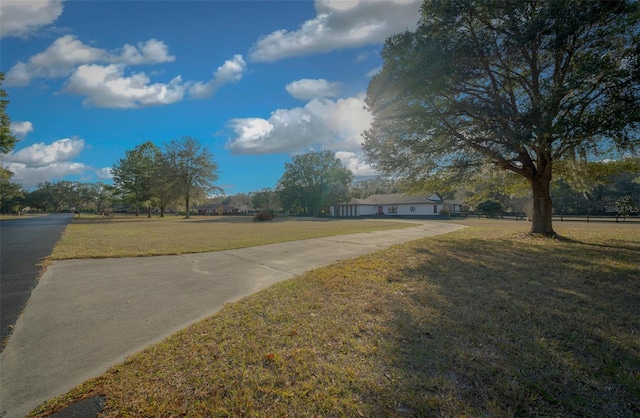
[0,214,74,348]
[0,220,465,417]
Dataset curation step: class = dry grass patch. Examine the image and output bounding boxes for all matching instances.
[51,216,417,259]
[31,221,639,417]
[0,213,47,221]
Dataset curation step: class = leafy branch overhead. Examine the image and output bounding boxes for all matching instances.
[0,72,16,155]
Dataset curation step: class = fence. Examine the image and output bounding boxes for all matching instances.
[553,214,640,223]
[461,212,528,220]
[461,212,640,223]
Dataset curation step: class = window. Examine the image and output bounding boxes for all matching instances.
[433,205,438,213]
[388,205,397,214]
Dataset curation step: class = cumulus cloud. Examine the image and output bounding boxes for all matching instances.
[5,32,243,108]
[285,78,343,100]
[188,54,246,99]
[9,121,34,140]
[249,0,420,62]
[64,64,187,108]
[1,138,89,188]
[96,167,113,180]
[118,39,175,65]
[335,151,376,177]
[0,0,64,38]
[3,162,88,189]
[5,35,175,86]
[226,94,372,155]
[4,137,83,165]
[6,35,104,85]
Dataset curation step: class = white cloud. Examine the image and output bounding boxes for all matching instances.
[335,151,376,177]
[285,78,343,100]
[229,118,274,143]
[6,35,104,86]
[5,35,175,86]
[9,121,34,140]
[0,0,64,38]
[1,138,88,188]
[2,162,88,189]
[355,51,370,62]
[5,33,242,108]
[117,39,175,65]
[64,64,187,108]
[4,137,83,165]
[188,54,246,99]
[322,0,361,11]
[226,93,372,155]
[96,167,113,180]
[249,0,420,62]
[366,66,382,78]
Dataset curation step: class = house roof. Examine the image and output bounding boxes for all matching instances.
[340,193,444,206]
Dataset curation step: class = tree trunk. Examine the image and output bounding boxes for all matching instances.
[147,205,152,218]
[185,197,190,219]
[529,171,555,236]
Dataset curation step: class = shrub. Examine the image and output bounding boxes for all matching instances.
[477,200,503,218]
[254,211,274,221]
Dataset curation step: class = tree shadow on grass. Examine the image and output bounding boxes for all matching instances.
[537,229,640,253]
[378,236,640,416]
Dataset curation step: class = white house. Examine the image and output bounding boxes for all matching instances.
[332,193,462,218]
[195,203,240,215]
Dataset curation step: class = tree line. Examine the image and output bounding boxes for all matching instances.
[1,145,638,218]
[110,138,220,218]
[248,152,639,218]
[451,157,640,217]
[1,137,221,217]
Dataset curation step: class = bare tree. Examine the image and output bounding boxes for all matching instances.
[164,136,221,218]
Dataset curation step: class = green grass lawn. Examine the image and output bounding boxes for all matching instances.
[50,215,418,259]
[31,220,640,417]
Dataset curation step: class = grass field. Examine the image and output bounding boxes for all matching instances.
[0,213,47,221]
[50,215,418,259]
[31,219,639,417]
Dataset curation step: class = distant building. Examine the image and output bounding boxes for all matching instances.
[196,204,240,215]
[332,193,462,218]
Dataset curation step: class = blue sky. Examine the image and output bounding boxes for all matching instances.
[1,0,421,194]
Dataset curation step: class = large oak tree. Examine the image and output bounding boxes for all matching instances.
[277,150,353,216]
[363,0,639,235]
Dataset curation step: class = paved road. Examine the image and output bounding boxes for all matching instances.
[0,214,74,348]
[0,220,465,418]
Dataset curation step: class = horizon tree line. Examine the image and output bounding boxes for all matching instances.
[110,136,220,219]
[2,150,638,218]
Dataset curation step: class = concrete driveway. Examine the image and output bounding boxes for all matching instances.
[0,220,465,417]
